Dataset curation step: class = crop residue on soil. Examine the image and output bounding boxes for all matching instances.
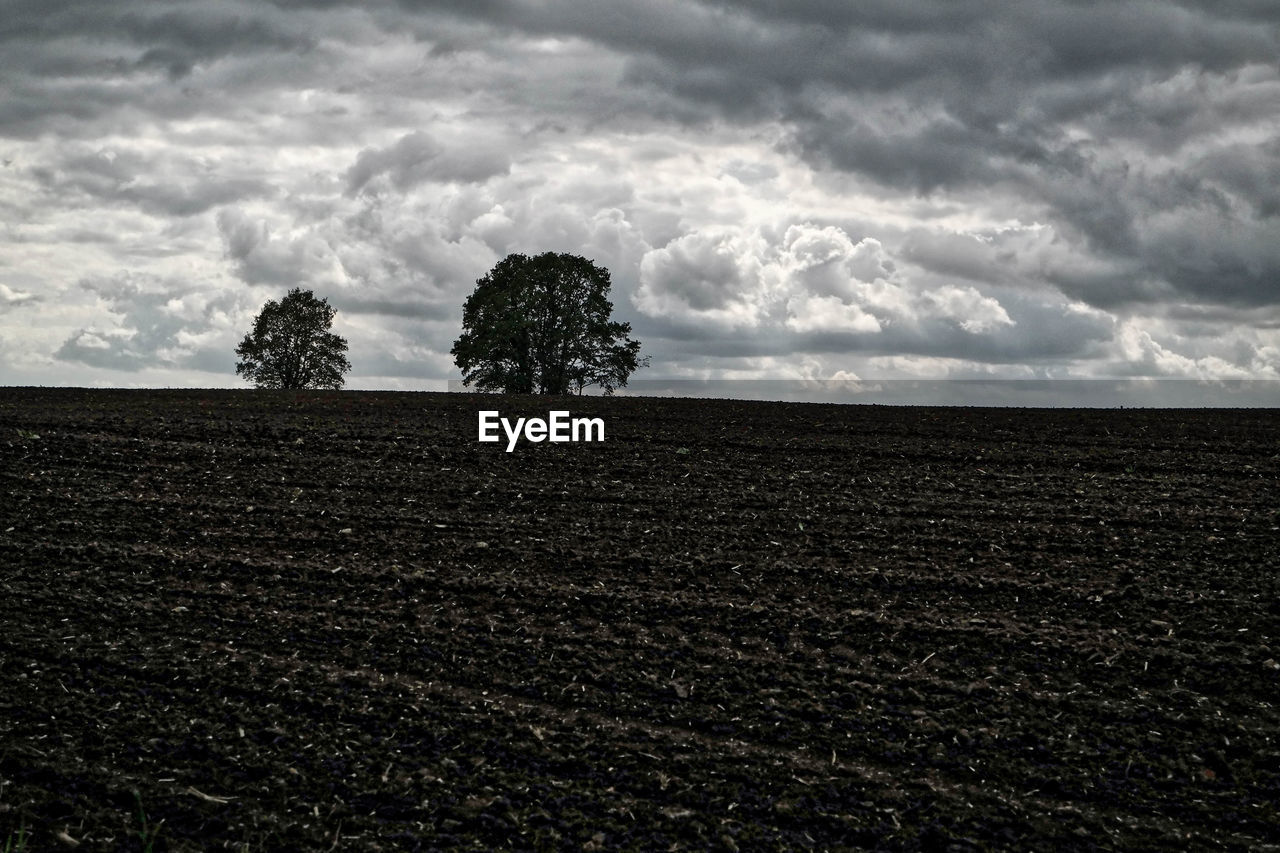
[1,388,1278,850]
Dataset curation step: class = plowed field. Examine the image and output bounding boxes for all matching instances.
[2,388,1278,850]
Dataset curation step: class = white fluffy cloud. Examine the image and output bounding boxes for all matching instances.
[637,222,1017,350]
[923,286,1014,335]
[784,295,882,335]
[636,230,774,329]
[55,272,244,373]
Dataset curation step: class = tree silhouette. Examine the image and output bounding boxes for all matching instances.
[451,252,646,394]
[235,288,351,389]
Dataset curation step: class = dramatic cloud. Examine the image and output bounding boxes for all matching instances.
[346,131,511,195]
[1,0,1277,391]
[55,272,243,373]
[0,284,40,310]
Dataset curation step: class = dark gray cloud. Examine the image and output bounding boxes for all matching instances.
[32,146,272,217]
[0,1,313,72]
[1199,139,1280,219]
[459,1,1278,316]
[346,131,511,195]
[3,0,1279,385]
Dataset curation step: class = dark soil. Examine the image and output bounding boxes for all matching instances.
[2,388,1278,851]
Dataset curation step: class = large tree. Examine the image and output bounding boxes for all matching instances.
[451,252,646,394]
[235,288,351,389]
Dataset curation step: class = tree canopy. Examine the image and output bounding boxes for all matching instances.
[451,252,646,394]
[235,288,351,390]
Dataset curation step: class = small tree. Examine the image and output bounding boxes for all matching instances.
[451,252,646,394]
[235,288,351,389]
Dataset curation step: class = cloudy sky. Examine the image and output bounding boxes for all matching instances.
[2,0,1279,391]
